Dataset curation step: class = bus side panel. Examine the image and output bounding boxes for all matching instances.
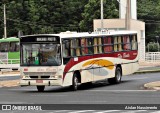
[81,69,93,83]
[122,63,132,75]
[62,72,73,87]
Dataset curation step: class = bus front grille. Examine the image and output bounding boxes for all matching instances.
[29,76,50,79]
[30,76,38,79]
[24,72,55,79]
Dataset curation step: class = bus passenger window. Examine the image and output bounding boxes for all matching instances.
[118,36,122,51]
[87,38,93,54]
[10,42,19,52]
[123,36,131,50]
[81,38,88,55]
[75,39,81,56]
[104,37,112,52]
[94,38,98,54]
[98,37,102,53]
[114,37,118,52]
[63,40,70,57]
[0,42,9,52]
[70,39,81,56]
[131,35,137,50]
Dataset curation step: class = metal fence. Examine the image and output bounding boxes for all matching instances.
[0,59,20,69]
[145,52,160,62]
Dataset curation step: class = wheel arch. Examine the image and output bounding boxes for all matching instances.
[73,70,81,83]
[116,64,122,76]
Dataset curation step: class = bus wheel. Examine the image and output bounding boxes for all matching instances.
[108,67,122,84]
[71,73,79,91]
[37,86,45,92]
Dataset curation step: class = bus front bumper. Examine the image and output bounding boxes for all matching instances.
[19,79,62,86]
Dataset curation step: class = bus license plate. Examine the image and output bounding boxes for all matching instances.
[36,80,43,83]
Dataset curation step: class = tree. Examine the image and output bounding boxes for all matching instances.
[0,0,87,37]
[79,0,119,32]
[137,0,160,44]
[146,42,159,52]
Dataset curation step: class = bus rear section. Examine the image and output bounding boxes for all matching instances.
[19,35,63,92]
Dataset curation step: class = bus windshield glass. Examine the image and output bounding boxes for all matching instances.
[21,43,61,66]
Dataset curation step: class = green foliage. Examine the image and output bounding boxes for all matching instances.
[146,42,159,52]
[79,0,119,32]
[0,0,87,37]
[137,0,160,44]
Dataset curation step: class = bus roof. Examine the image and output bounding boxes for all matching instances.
[0,37,19,42]
[21,30,137,39]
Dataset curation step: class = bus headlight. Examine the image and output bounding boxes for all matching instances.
[21,75,29,79]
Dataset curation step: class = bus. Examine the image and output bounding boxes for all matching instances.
[19,31,139,92]
[0,37,20,69]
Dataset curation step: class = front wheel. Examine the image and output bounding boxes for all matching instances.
[37,86,45,92]
[71,74,79,91]
[108,67,122,84]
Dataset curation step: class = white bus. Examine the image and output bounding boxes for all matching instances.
[20,31,139,92]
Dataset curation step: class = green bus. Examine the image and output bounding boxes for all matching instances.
[0,37,20,69]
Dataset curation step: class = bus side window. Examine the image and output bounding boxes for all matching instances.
[123,35,131,50]
[70,38,81,56]
[118,36,122,51]
[114,37,118,52]
[131,35,137,50]
[87,38,93,54]
[93,38,98,54]
[75,38,81,56]
[0,42,9,52]
[63,40,71,65]
[104,37,112,52]
[81,38,88,55]
[98,37,102,53]
[63,40,70,57]
[71,39,76,56]
[15,42,20,51]
[10,42,17,52]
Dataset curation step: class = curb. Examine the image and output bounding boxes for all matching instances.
[134,69,160,74]
[144,81,160,91]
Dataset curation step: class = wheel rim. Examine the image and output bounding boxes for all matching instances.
[116,69,121,82]
[74,77,78,89]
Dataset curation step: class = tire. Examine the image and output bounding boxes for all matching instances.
[108,67,122,84]
[37,86,45,92]
[71,73,79,91]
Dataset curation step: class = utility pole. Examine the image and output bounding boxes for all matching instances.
[101,0,104,31]
[4,4,7,38]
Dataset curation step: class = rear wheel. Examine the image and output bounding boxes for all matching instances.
[71,73,79,91]
[108,67,122,84]
[37,86,45,92]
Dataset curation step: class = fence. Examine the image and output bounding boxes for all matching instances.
[145,52,160,62]
[0,59,20,69]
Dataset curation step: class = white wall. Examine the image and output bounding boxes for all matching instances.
[119,0,137,20]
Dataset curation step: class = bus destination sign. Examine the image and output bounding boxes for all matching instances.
[36,37,57,42]
[21,36,60,43]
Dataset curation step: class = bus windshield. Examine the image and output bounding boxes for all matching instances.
[21,43,61,66]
